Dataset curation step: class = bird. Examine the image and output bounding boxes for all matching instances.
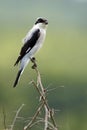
[13,17,48,87]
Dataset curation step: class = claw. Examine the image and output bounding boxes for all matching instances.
[30,57,37,69]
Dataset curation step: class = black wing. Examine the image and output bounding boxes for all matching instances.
[14,29,40,66]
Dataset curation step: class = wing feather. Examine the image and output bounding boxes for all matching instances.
[14,29,40,66]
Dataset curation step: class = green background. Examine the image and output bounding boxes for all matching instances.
[0,0,87,129]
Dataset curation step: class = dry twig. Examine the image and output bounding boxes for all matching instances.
[24,58,58,130]
[10,104,25,130]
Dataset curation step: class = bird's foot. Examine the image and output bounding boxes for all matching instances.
[30,57,37,69]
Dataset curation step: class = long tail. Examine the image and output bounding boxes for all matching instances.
[13,57,30,87]
[13,69,23,87]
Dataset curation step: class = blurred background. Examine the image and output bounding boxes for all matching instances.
[0,0,87,129]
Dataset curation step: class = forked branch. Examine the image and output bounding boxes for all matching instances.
[24,58,58,130]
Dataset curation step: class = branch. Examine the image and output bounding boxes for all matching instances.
[10,104,25,130]
[24,102,44,130]
[35,68,58,129]
[24,58,58,130]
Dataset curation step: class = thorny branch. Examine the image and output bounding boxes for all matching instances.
[24,58,58,130]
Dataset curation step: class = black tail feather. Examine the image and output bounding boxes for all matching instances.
[13,69,22,87]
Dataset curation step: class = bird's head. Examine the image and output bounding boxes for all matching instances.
[35,17,48,29]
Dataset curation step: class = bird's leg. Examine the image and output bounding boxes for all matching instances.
[30,57,37,69]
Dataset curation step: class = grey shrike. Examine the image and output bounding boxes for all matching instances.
[13,17,48,87]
